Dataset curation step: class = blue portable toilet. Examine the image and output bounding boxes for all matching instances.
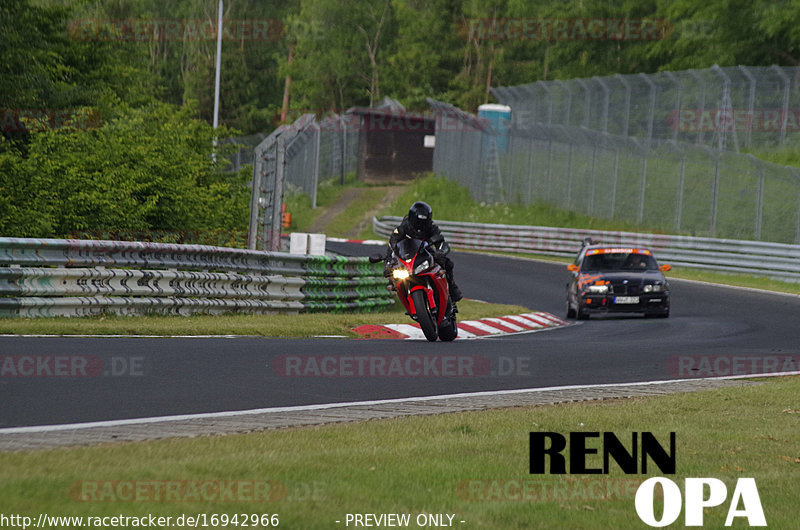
[478,103,511,153]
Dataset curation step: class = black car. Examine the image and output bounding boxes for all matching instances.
[566,243,671,319]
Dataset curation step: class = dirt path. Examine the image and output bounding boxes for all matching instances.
[346,185,406,238]
[308,187,367,233]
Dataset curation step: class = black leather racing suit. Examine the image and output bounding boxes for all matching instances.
[388,216,462,301]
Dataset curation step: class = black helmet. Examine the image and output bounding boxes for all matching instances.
[408,201,433,233]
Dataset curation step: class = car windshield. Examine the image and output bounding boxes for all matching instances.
[581,252,658,272]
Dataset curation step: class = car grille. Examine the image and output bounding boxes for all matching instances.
[610,282,639,295]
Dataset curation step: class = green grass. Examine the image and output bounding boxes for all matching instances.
[0,299,532,336]
[371,175,800,295]
[2,377,798,528]
[324,187,389,238]
[377,174,655,233]
[284,176,356,233]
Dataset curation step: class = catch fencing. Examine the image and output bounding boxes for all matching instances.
[0,237,391,318]
[373,216,800,282]
[248,113,359,251]
[429,90,800,245]
[491,65,800,151]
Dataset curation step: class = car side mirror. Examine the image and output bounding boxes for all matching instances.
[368,254,384,264]
[659,264,671,272]
[567,264,579,272]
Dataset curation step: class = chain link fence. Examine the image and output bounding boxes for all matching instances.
[429,95,800,244]
[248,113,359,251]
[492,65,800,152]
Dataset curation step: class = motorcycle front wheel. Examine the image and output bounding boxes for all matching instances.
[411,289,438,342]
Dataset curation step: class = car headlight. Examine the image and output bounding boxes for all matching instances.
[392,268,410,280]
[643,284,664,293]
[586,284,609,294]
[413,260,430,274]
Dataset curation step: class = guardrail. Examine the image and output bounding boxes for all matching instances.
[373,217,800,282]
[0,238,392,317]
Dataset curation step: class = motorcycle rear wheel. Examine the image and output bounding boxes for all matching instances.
[412,290,438,342]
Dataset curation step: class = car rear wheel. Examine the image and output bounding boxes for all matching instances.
[576,304,589,320]
[566,301,577,319]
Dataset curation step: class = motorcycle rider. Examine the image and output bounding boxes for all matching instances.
[388,201,463,302]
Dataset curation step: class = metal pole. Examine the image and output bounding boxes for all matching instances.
[247,143,264,250]
[555,80,572,126]
[709,147,719,236]
[738,66,756,149]
[639,73,656,147]
[749,154,764,240]
[688,69,706,145]
[614,74,631,137]
[611,147,619,218]
[212,0,223,161]
[577,79,591,128]
[312,123,321,208]
[771,65,790,145]
[593,76,610,132]
[673,142,686,232]
[664,71,681,142]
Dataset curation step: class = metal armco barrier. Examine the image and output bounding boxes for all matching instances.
[0,238,392,317]
[373,217,800,281]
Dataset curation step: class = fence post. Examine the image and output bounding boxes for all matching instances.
[536,80,554,125]
[688,69,707,145]
[738,66,757,149]
[706,146,720,237]
[771,65,791,145]
[555,80,572,126]
[593,76,610,132]
[635,138,648,224]
[748,154,765,240]
[589,130,598,216]
[671,141,686,232]
[712,65,737,151]
[272,134,286,251]
[577,78,591,128]
[614,74,631,137]
[248,143,264,250]
[611,144,620,218]
[664,71,681,142]
[312,122,321,208]
[639,73,656,146]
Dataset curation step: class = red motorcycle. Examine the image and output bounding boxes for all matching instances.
[371,239,458,342]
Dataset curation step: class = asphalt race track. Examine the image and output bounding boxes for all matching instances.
[1,242,798,428]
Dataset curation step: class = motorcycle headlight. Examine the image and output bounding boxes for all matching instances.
[586,284,609,294]
[413,260,430,275]
[392,268,409,280]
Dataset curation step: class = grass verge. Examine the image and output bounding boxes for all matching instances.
[323,187,389,238]
[0,299,532,337]
[373,176,800,296]
[2,377,798,528]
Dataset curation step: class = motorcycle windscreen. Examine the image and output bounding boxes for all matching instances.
[395,238,424,261]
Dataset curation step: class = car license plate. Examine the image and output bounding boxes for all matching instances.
[614,296,639,304]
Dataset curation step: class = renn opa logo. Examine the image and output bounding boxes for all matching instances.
[529,432,766,527]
